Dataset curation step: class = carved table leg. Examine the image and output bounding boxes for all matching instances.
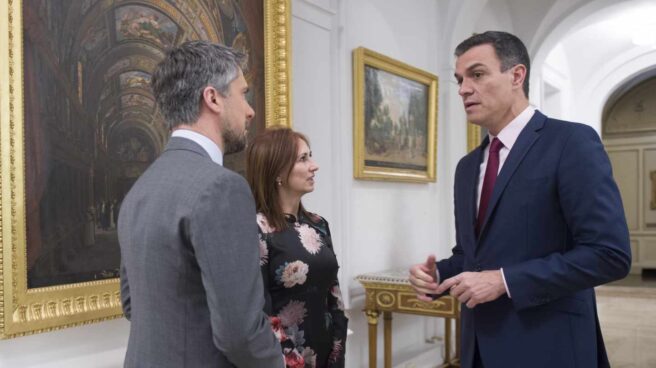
[366,309,380,368]
[456,316,461,364]
[384,311,392,368]
[445,317,452,364]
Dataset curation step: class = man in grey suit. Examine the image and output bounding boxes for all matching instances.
[118,40,284,368]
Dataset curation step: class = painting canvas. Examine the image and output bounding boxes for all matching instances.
[353,47,438,182]
[0,0,292,338]
[22,0,263,290]
[120,71,152,90]
[115,5,178,49]
[364,66,429,171]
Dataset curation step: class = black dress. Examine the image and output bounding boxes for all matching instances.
[258,212,348,368]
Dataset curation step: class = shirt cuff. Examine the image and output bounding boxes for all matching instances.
[500,268,511,298]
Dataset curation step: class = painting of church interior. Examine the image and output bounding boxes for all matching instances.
[23,0,264,288]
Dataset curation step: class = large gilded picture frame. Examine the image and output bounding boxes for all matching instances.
[353,47,438,183]
[0,0,292,339]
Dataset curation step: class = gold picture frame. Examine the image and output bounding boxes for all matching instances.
[0,0,292,339]
[353,47,438,183]
[265,0,293,128]
[467,122,482,152]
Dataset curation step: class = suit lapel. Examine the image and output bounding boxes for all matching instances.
[478,111,547,239]
[462,139,486,249]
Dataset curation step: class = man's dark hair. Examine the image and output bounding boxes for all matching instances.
[455,31,530,97]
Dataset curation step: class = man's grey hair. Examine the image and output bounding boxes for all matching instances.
[151,40,246,129]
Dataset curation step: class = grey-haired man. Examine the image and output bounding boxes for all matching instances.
[118,40,284,368]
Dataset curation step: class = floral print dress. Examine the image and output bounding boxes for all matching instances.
[258,212,348,368]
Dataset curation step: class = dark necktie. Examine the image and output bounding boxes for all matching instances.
[476,138,503,237]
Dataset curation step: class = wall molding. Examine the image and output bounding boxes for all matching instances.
[292,0,335,30]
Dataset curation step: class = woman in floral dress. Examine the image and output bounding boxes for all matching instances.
[246,128,348,368]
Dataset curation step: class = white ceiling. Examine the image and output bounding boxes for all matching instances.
[546,0,656,90]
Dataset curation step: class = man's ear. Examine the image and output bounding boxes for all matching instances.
[201,86,222,113]
[511,64,527,90]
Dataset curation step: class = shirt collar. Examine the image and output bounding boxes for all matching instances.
[171,129,223,166]
[489,105,536,151]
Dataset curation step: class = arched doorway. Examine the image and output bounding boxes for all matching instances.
[603,75,656,273]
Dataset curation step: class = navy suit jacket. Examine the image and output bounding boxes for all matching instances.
[436,111,631,368]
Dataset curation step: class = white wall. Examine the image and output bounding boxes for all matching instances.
[540,42,571,119]
[339,0,447,293]
[0,319,129,367]
[291,0,458,366]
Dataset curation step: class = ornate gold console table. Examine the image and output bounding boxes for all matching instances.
[356,269,460,368]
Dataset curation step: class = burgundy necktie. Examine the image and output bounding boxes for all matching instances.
[476,138,503,237]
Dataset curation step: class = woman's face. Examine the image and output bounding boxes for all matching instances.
[282,138,319,197]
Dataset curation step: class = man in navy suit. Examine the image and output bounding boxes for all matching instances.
[409,31,631,368]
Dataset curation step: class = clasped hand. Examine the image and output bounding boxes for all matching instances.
[409,256,507,308]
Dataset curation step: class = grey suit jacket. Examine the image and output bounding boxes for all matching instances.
[118,137,283,368]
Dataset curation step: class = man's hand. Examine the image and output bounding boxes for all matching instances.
[435,270,506,308]
[409,255,439,302]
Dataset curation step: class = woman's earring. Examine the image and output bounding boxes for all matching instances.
[276,178,282,186]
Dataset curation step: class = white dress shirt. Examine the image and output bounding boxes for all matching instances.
[435,106,537,297]
[476,105,536,297]
[171,129,224,166]
[476,105,536,212]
